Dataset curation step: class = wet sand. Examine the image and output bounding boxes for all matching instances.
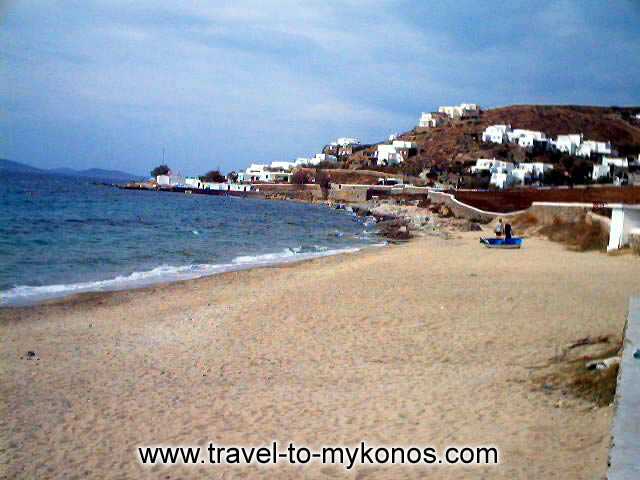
[1,233,638,479]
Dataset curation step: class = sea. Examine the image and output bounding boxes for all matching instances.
[0,171,381,306]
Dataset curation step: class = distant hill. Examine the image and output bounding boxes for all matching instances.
[48,167,142,181]
[0,158,45,173]
[1,159,142,181]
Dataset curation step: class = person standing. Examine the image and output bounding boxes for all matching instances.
[495,218,504,237]
[505,222,513,240]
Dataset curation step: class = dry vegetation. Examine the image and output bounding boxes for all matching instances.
[511,212,609,252]
[534,336,622,407]
[539,216,608,252]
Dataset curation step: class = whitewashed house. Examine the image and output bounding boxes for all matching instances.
[510,162,553,184]
[593,157,631,183]
[576,140,613,157]
[156,171,185,186]
[482,124,512,144]
[332,137,360,146]
[592,164,611,181]
[603,157,629,169]
[469,158,515,189]
[237,164,268,183]
[270,161,296,171]
[376,145,402,166]
[376,141,417,166]
[418,112,448,128]
[184,177,204,188]
[470,158,514,174]
[507,129,547,148]
[554,134,583,155]
[490,172,514,189]
[310,153,337,165]
[438,103,480,119]
[392,140,416,150]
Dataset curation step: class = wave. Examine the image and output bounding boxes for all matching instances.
[0,245,382,307]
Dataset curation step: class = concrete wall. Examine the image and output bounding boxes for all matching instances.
[608,297,640,479]
[608,207,640,251]
[328,185,369,203]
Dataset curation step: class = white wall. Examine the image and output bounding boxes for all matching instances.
[608,207,640,251]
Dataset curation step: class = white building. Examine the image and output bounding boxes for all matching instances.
[270,161,296,171]
[490,172,516,189]
[470,158,514,174]
[376,141,417,166]
[376,145,403,166]
[332,137,360,146]
[592,164,611,181]
[593,157,632,182]
[184,177,203,188]
[576,140,613,157]
[507,129,547,148]
[237,163,292,183]
[553,134,614,157]
[392,140,416,150]
[603,157,629,169]
[418,112,448,128]
[554,134,583,155]
[388,133,399,142]
[156,171,185,186]
[310,153,337,165]
[482,124,511,144]
[510,162,553,184]
[469,158,516,188]
[438,103,480,119]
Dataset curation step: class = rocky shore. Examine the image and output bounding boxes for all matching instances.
[331,198,489,242]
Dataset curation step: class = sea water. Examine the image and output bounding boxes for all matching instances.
[0,171,380,306]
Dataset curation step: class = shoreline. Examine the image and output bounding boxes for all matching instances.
[0,242,382,308]
[0,242,383,311]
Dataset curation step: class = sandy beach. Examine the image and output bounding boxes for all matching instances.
[2,233,638,479]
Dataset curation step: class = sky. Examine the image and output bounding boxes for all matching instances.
[1,0,640,176]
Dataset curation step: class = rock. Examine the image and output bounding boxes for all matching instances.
[439,205,454,218]
[26,351,36,359]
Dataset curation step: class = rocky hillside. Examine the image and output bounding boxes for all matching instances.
[345,105,640,175]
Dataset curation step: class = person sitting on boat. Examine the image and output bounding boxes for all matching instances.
[495,219,504,237]
[504,223,513,240]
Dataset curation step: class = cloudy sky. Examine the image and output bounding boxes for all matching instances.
[2,0,640,176]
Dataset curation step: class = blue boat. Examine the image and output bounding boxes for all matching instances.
[480,237,523,249]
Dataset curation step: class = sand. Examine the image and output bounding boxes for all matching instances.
[1,234,638,479]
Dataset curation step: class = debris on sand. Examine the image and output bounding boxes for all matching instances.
[586,356,620,371]
[568,335,610,350]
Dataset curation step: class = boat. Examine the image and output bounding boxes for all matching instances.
[480,237,523,249]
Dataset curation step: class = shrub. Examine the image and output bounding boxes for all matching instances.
[290,170,311,185]
[150,164,170,177]
[539,216,608,252]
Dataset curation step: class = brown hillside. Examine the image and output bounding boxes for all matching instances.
[346,105,640,175]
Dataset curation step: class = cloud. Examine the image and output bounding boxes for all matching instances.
[1,0,639,174]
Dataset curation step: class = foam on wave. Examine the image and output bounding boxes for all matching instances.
[1,245,380,306]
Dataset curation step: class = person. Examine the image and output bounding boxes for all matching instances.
[504,222,513,240]
[494,218,504,237]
